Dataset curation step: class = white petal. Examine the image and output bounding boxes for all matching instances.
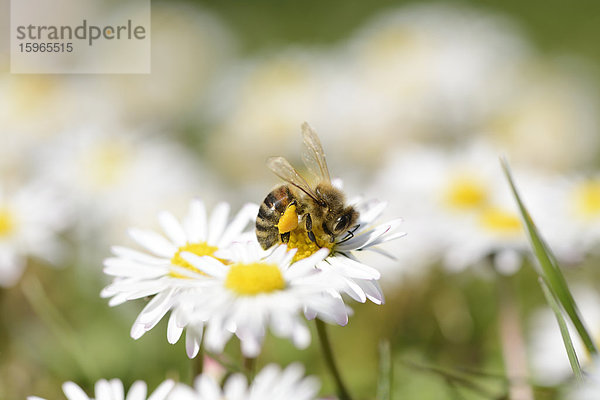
[167,312,184,344]
[108,379,124,400]
[128,229,177,258]
[180,253,228,278]
[328,257,380,280]
[158,211,187,247]
[148,380,175,400]
[111,246,167,265]
[125,381,147,400]
[207,203,230,245]
[186,330,201,358]
[62,382,89,400]
[218,203,259,247]
[184,199,207,243]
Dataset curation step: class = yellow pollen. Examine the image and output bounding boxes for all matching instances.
[285,228,334,262]
[0,207,16,237]
[170,242,219,278]
[444,176,488,211]
[277,204,298,234]
[225,262,285,295]
[479,208,522,235]
[574,180,600,219]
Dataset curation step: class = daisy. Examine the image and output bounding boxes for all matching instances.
[38,126,224,255]
[101,199,258,358]
[0,181,69,287]
[283,196,404,305]
[371,142,543,276]
[175,242,349,358]
[168,363,320,400]
[28,378,175,400]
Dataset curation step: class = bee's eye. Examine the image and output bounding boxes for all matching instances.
[333,214,350,233]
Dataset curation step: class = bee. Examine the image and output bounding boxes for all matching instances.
[255,122,359,250]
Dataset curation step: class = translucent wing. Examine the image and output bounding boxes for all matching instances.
[301,122,331,183]
[267,156,320,201]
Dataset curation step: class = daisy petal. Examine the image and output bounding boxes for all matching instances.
[128,229,177,258]
[158,211,187,247]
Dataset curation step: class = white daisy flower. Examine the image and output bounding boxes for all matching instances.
[0,181,69,287]
[38,126,224,255]
[176,242,349,358]
[372,143,539,276]
[28,378,175,400]
[168,363,320,400]
[101,199,258,358]
[284,197,404,305]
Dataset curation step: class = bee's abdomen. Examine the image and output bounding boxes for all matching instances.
[256,185,293,250]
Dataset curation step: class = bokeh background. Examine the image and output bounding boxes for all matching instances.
[2,1,600,399]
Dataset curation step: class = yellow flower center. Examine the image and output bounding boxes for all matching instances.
[0,207,16,237]
[444,176,488,211]
[286,228,334,262]
[170,242,219,278]
[225,262,285,295]
[479,208,522,236]
[573,180,600,219]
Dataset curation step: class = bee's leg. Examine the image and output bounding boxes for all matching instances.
[280,231,291,243]
[338,224,360,244]
[305,214,318,245]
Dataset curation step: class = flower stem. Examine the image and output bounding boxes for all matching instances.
[315,319,353,400]
[188,331,205,385]
[497,274,534,400]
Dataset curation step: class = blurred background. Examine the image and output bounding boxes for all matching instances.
[1,1,600,399]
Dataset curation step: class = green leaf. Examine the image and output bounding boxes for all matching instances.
[538,278,583,382]
[501,158,597,356]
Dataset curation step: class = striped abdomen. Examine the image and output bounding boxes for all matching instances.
[256,185,295,250]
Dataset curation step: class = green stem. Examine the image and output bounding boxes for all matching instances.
[315,319,353,400]
[190,335,205,384]
[243,356,257,381]
[497,274,534,400]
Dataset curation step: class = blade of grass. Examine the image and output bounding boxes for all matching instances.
[538,277,583,383]
[377,340,392,400]
[501,158,597,356]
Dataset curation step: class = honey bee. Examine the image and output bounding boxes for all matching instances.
[255,122,359,250]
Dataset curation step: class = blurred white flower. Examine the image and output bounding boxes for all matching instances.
[38,126,221,252]
[101,199,257,358]
[205,50,328,182]
[177,242,348,357]
[168,363,320,400]
[372,142,539,276]
[91,3,236,126]
[486,62,600,172]
[562,357,600,400]
[528,286,600,385]
[28,378,175,400]
[347,4,531,143]
[531,173,600,264]
[0,181,68,287]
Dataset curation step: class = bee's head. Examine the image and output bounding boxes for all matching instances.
[322,206,359,242]
[315,183,359,242]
